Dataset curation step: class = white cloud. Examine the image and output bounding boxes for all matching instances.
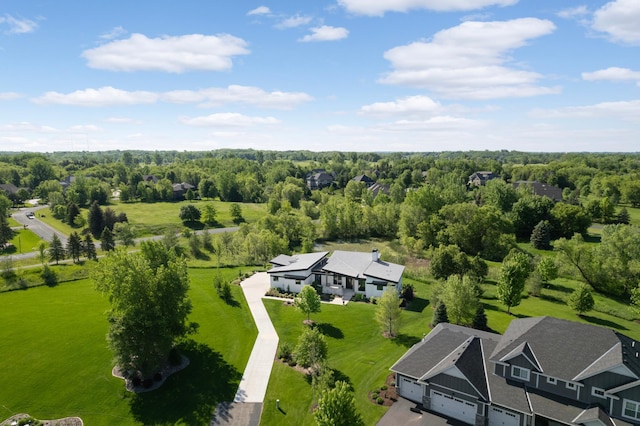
[299,25,349,42]
[359,95,442,117]
[0,14,38,34]
[105,117,139,124]
[276,14,312,29]
[32,87,159,106]
[0,92,23,100]
[592,0,640,44]
[247,6,271,16]
[100,26,127,40]
[531,100,640,121]
[338,0,517,16]
[556,5,589,19]
[82,33,249,73]
[180,113,281,127]
[582,67,640,85]
[381,18,559,99]
[163,85,313,108]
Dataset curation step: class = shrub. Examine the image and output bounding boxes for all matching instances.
[390,380,396,387]
[401,283,414,301]
[370,296,377,305]
[353,293,365,302]
[279,342,293,361]
[288,360,297,367]
[142,378,154,388]
[168,347,182,366]
[131,376,142,387]
[381,385,388,391]
[154,372,163,382]
[41,265,58,287]
[372,392,379,399]
[376,397,384,404]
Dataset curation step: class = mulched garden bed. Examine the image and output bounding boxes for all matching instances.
[367,373,398,407]
[0,414,83,426]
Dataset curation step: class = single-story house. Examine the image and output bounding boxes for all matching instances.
[391,316,640,426]
[513,181,563,202]
[268,249,404,299]
[306,170,335,190]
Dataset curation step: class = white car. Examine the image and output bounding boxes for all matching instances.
[26,212,35,219]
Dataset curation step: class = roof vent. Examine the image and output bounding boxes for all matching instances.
[633,341,636,348]
[372,248,380,262]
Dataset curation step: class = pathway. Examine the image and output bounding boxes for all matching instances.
[211,272,278,426]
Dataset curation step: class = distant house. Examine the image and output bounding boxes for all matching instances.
[368,182,390,198]
[468,171,498,187]
[306,170,335,190]
[0,183,19,196]
[59,176,75,191]
[268,249,404,299]
[513,181,563,202]
[142,174,159,184]
[352,174,375,188]
[172,182,195,200]
[391,316,640,426]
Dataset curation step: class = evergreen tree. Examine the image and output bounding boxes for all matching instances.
[49,234,65,265]
[472,305,488,330]
[88,201,104,238]
[567,284,595,315]
[0,215,13,247]
[83,234,97,260]
[66,231,82,263]
[432,302,448,327]
[100,227,116,251]
[530,220,552,250]
[617,207,630,225]
[66,202,80,225]
[41,265,58,286]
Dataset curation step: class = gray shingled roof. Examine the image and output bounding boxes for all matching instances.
[572,406,616,426]
[322,250,404,283]
[268,251,328,273]
[527,388,587,424]
[490,317,625,381]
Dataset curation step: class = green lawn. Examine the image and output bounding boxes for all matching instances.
[261,298,430,426]
[0,266,257,425]
[8,228,42,254]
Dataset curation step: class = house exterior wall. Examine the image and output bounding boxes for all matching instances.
[270,273,314,293]
[611,386,640,422]
[533,374,582,400]
[429,373,480,398]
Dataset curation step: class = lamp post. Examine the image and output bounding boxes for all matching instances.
[18,235,21,254]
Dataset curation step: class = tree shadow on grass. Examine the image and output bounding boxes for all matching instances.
[539,294,566,304]
[580,314,628,331]
[128,340,242,425]
[393,333,421,348]
[315,322,344,339]
[405,297,429,313]
[544,283,574,294]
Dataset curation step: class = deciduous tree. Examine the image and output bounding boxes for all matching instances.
[314,381,364,426]
[497,251,530,314]
[294,326,328,372]
[375,289,401,338]
[294,285,321,323]
[92,242,197,379]
[567,284,594,315]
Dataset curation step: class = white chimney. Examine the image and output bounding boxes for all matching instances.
[372,248,379,262]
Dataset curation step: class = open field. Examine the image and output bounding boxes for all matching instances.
[0,266,257,425]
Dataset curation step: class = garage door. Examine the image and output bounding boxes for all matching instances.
[488,406,520,426]
[398,376,423,402]
[430,390,477,424]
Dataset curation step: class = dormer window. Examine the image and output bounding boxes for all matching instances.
[511,365,530,381]
[566,382,577,390]
[546,377,557,385]
[592,387,606,399]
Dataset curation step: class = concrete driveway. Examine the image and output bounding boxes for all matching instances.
[377,397,469,426]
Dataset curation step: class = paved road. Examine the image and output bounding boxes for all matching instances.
[211,272,278,426]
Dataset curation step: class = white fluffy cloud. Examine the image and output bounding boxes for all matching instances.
[247,6,271,16]
[32,87,159,107]
[82,33,249,73]
[276,14,312,29]
[556,5,589,19]
[359,95,441,117]
[163,85,313,109]
[180,113,281,127]
[381,18,559,99]
[531,100,640,121]
[0,92,23,101]
[0,14,38,34]
[299,26,349,42]
[582,67,640,86]
[338,0,517,16]
[592,0,640,44]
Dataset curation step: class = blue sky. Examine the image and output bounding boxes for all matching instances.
[1,0,639,153]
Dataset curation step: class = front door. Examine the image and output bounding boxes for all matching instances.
[346,277,353,289]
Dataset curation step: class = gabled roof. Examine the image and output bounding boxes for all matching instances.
[499,341,543,373]
[489,317,635,381]
[0,183,19,194]
[268,251,329,273]
[513,181,563,202]
[352,174,374,184]
[322,250,404,283]
[573,407,616,426]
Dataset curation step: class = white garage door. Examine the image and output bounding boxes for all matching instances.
[398,376,423,402]
[430,390,477,424]
[488,406,520,426]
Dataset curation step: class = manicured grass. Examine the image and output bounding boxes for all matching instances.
[7,215,20,227]
[261,298,430,426]
[110,200,267,236]
[8,228,42,254]
[38,210,78,236]
[0,266,257,425]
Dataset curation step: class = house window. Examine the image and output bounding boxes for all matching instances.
[295,280,301,285]
[511,366,530,381]
[332,275,339,285]
[273,276,279,282]
[566,382,576,390]
[376,284,385,291]
[624,400,640,420]
[591,387,606,399]
[358,280,365,291]
[546,377,557,385]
